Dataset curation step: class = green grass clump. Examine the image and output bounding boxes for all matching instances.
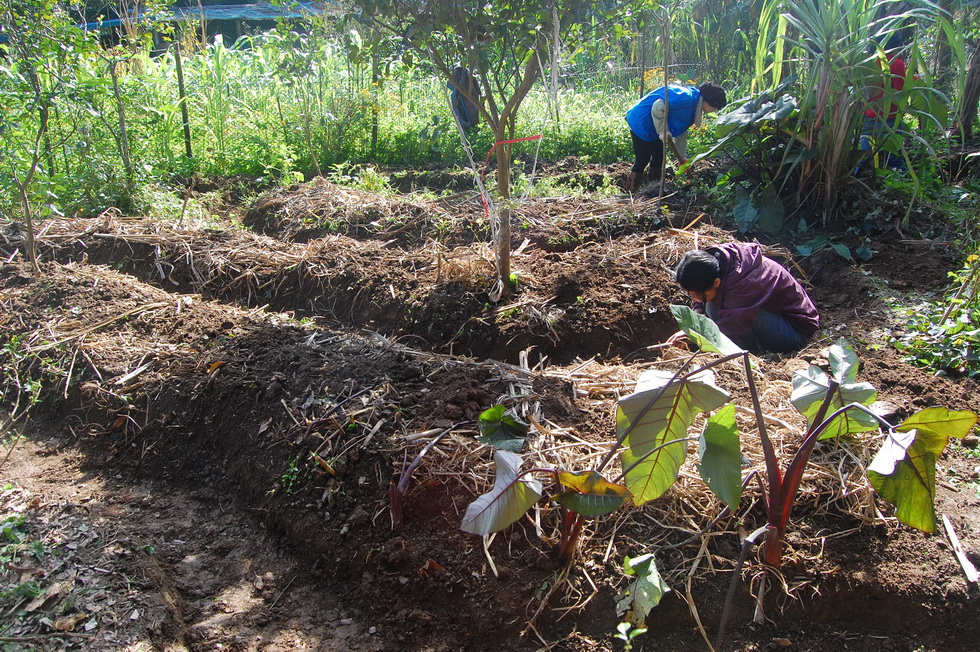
[890,255,980,378]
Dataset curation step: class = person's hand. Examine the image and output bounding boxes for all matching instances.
[666,330,691,349]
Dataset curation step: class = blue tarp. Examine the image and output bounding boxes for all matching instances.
[81,2,323,31]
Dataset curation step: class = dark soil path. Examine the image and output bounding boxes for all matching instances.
[1,166,978,651]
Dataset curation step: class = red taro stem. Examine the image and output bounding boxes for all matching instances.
[558,510,585,562]
[763,380,839,567]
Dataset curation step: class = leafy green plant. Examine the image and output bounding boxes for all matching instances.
[669,314,977,647]
[325,163,394,194]
[459,361,743,559]
[725,0,962,226]
[449,306,976,639]
[694,81,800,234]
[891,254,980,378]
[279,456,303,494]
[614,620,648,652]
[795,234,873,262]
[616,553,667,637]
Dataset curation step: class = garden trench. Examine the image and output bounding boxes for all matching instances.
[1,168,979,652]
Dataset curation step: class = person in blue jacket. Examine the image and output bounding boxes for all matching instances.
[625,82,727,191]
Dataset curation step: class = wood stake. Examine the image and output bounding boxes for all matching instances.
[941,513,979,584]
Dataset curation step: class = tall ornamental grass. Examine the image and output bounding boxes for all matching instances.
[752,0,960,224]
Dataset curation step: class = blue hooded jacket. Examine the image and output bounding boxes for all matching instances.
[625,85,701,142]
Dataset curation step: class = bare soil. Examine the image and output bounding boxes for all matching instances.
[1,164,979,652]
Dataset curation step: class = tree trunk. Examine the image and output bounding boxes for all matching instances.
[174,40,193,160]
[482,52,542,301]
[17,183,40,275]
[109,59,135,204]
[493,143,512,300]
[18,65,48,274]
[371,51,380,158]
[957,40,980,141]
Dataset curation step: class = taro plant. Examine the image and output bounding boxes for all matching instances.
[713,327,976,647]
[450,303,977,638]
[691,78,800,235]
[662,309,977,568]
[459,346,744,564]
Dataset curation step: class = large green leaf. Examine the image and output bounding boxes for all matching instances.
[866,409,976,533]
[868,407,978,532]
[791,365,877,440]
[734,186,759,233]
[616,554,670,628]
[670,305,744,356]
[896,407,978,440]
[698,405,742,510]
[460,450,542,535]
[714,94,798,138]
[868,428,941,533]
[618,369,730,505]
[554,471,632,517]
[477,404,529,452]
[756,184,785,235]
[827,337,859,384]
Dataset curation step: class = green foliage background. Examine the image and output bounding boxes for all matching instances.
[1,1,980,378]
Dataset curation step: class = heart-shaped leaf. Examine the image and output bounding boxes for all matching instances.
[554,471,631,517]
[868,408,977,533]
[618,368,730,505]
[616,554,671,628]
[460,450,541,535]
[670,305,744,356]
[477,404,530,452]
[791,365,877,439]
[698,404,743,509]
[868,407,979,533]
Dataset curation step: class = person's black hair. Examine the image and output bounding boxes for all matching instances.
[884,29,909,52]
[674,250,721,293]
[698,83,727,110]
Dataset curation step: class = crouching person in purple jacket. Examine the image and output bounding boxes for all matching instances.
[666,242,820,353]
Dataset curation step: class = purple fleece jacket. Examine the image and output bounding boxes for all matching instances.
[692,242,820,344]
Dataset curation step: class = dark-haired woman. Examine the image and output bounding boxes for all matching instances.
[666,242,820,353]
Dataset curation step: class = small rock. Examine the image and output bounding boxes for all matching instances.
[869,400,900,420]
[534,554,558,572]
[347,506,370,527]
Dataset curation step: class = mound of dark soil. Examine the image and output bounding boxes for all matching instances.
[1,171,979,652]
